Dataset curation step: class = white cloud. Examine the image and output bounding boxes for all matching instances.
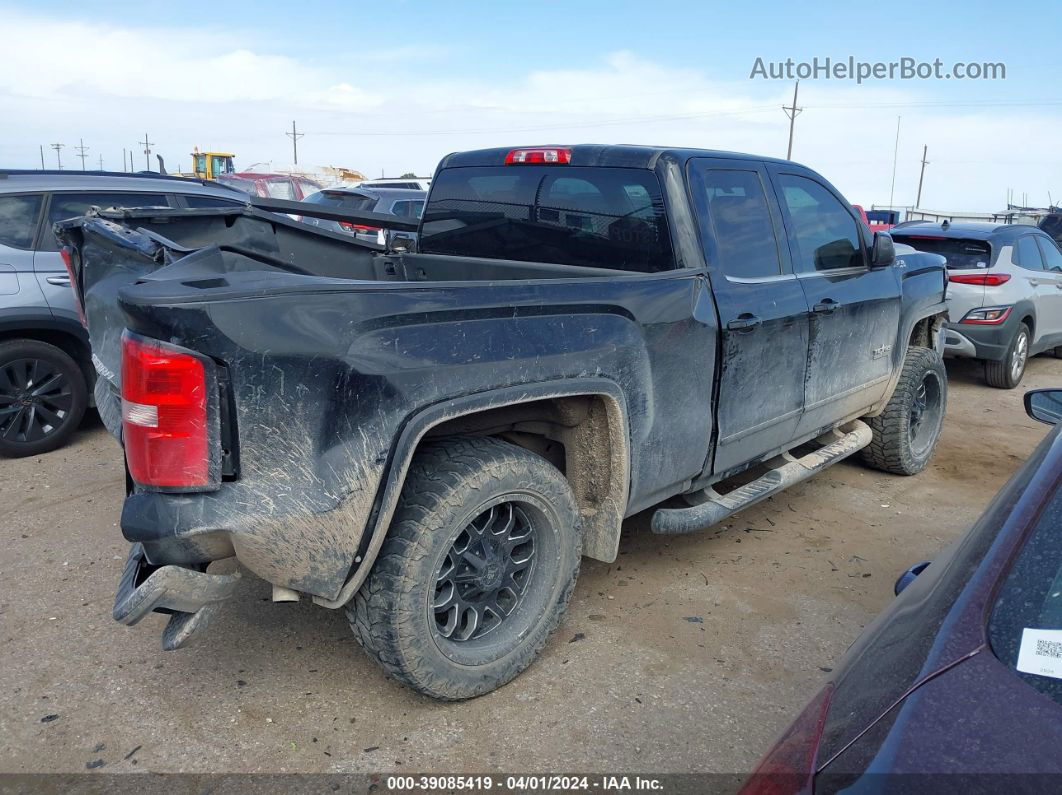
[2,8,1058,211]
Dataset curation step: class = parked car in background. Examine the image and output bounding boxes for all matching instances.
[299,186,425,245]
[216,171,322,201]
[357,177,431,191]
[852,205,897,233]
[742,388,1062,792]
[892,222,1062,388]
[0,170,244,456]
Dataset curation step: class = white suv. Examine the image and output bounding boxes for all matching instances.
[892,222,1062,388]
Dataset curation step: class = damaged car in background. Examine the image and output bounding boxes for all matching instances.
[57,144,950,700]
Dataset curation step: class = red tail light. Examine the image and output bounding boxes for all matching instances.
[739,685,833,795]
[121,333,209,489]
[339,221,380,233]
[504,148,572,165]
[60,246,87,327]
[948,273,1010,287]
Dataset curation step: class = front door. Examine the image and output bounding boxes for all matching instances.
[767,167,901,437]
[687,158,811,475]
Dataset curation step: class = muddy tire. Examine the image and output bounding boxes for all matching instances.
[0,339,87,457]
[348,436,581,700]
[1053,345,1062,359]
[861,346,947,476]
[985,323,1030,389]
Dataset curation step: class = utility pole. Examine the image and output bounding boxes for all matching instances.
[39,145,45,169]
[98,154,104,170]
[122,148,127,172]
[915,145,929,208]
[285,120,304,165]
[129,150,135,173]
[888,116,901,210]
[50,142,65,169]
[75,138,89,170]
[782,81,802,160]
[139,133,154,171]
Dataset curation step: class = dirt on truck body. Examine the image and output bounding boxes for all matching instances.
[57,144,949,699]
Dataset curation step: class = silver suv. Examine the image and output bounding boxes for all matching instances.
[0,170,244,456]
[892,222,1062,388]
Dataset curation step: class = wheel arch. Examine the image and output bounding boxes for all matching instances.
[314,379,631,609]
[0,316,93,388]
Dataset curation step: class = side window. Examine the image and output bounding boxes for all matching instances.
[390,200,424,218]
[1015,236,1045,271]
[264,180,295,200]
[42,192,169,251]
[0,194,44,250]
[696,168,781,279]
[777,174,864,272]
[183,195,244,209]
[1037,237,1062,273]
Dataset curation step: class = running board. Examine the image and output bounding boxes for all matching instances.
[651,421,873,535]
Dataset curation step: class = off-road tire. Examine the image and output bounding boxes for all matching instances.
[985,323,1030,389]
[1053,345,1062,359]
[861,346,947,476]
[0,339,87,457]
[348,436,581,700]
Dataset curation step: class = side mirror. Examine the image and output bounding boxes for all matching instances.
[894,560,931,596]
[1025,389,1062,425]
[871,232,896,268]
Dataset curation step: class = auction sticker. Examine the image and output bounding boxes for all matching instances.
[1016,628,1062,680]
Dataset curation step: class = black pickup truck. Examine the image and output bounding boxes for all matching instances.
[58,145,949,700]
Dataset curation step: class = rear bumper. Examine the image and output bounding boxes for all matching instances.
[943,317,1017,361]
[113,542,241,649]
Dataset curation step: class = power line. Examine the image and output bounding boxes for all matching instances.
[139,133,154,171]
[916,145,930,207]
[75,138,89,171]
[285,120,304,165]
[782,81,802,160]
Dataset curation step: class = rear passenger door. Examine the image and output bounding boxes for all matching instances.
[1035,236,1062,341]
[33,191,170,323]
[687,158,811,475]
[767,166,901,437]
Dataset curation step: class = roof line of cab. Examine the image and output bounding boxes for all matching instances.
[436,144,803,171]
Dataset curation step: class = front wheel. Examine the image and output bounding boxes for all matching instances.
[348,436,581,700]
[862,346,947,476]
[985,322,1030,389]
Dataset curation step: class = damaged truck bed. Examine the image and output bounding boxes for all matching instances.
[58,144,949,699]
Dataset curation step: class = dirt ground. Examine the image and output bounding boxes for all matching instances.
[1,355,1060,777]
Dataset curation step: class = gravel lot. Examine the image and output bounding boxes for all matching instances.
[1,355,1059,776]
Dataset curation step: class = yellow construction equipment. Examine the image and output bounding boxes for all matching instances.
[188,148,236,180]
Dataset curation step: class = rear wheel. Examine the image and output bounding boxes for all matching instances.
[862,346,947,475]
[348,436,581,700]
[0,340,87,457]
[985,322,1030,389]
[1053,346,1062,359]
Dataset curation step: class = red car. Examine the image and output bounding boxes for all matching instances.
[216,172,322,201]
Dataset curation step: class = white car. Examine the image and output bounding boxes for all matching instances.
[892,222,1062,388]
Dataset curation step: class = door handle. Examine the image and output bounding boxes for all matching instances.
[813,299,838,314]
[46,275,71,286]
[727,314,761,331]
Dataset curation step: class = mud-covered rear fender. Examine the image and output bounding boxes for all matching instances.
[313,378,631,609]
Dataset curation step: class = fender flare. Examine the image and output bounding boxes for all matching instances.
[314,378,631,608]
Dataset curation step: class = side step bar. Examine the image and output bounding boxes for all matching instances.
[651,421,873,535]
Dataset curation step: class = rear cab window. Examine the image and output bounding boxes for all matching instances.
[304,191,377,212]
[988,481,1062,707]
[0,194,44,249]
[890,234,993,270]
[419,166,675,272]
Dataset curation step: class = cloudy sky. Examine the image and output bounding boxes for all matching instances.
[3,0,1059,211]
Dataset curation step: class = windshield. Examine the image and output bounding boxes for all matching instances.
[890,234,993,270]
[988,476,1062,707]
[419,166,675,272]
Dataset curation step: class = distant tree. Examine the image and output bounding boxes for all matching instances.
[399,172,417,179]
